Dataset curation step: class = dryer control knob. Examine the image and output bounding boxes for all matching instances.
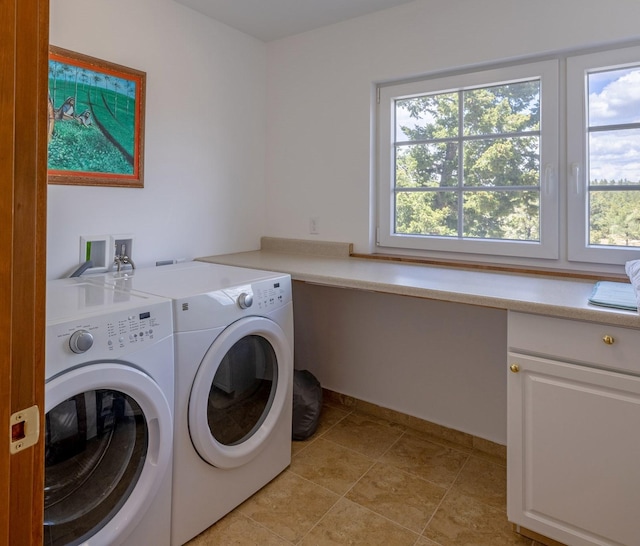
[69,329,94,354]
[237,292,253,309]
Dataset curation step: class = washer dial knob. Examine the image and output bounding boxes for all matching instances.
[237,292,253,309]
[69,329,94,354]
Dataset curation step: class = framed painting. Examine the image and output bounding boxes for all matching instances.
[47,46,146,187]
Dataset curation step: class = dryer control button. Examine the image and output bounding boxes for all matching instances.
[237,292,253,309]
[69,329,94,354]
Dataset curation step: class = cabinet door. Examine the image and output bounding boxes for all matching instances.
[507,354,640,546]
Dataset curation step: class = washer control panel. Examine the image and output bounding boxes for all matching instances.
[225,278,288,312]
[172,273,292,332]
[46,300,173,376]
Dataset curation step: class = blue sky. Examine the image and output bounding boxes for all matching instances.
[588,67,640,126]
[588,67,640,182]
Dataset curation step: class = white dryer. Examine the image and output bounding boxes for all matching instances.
[45,278,174,546]
[93,262,294,546]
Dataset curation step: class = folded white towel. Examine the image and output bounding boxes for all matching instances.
[625,259,640,313]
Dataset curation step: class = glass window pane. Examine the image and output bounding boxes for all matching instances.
[463,80,540,136]
[462,190,540,241]
[395,191,457,236]
[589,130,640,185]
[463,137,540,187]
[588,67,640,127]
[395,143,458,188]
[589,190,640,247]
[395,93,458,141]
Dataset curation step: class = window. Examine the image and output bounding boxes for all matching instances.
[378,46,640,268]
[378,61,559,259]
[567,45,640,264]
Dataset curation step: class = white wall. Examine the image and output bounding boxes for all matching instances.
[263,0,640,442]
[46,0,640,441]
[264,0,640,273]
[48,0,267,279]
[293,283,508,443]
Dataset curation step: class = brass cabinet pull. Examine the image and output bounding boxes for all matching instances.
[510,364,520,373]
[602,335,615,345]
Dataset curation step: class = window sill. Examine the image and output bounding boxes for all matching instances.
[350,252,627,283]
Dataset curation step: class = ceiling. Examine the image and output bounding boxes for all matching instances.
[173,0,419,42]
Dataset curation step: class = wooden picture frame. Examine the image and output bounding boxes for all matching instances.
[47,46,146,187]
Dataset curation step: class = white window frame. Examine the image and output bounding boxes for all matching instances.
[567,44,640,265]
[377,60,560,260]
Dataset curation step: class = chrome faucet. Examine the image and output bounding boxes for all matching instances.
[114,252,136,272]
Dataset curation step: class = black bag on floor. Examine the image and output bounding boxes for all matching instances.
[292,369,322,440]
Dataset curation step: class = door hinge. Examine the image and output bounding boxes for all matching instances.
[376,87,381,104]
[10,405,39,454]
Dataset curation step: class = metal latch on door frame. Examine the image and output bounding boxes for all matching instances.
[9,405,39,454]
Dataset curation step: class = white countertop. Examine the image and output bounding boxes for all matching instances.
[198,239,640,329]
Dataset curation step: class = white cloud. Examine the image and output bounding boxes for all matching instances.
[588,69,640,182]
[589,130,640,182]
[589,69,640,126]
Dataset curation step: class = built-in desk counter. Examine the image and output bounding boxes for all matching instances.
[198,237,640,329]
[200,238,640,545]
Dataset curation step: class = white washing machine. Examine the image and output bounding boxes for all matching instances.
[45,278,174,546]
[92,262,294,546]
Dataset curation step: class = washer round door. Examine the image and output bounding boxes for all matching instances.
[43,363,172,546]
[189,315,293,469]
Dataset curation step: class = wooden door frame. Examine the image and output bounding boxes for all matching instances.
[0,0,49,544]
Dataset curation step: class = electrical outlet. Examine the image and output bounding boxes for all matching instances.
[309,217,320,235]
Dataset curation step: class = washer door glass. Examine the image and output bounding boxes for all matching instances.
[189,316,292,469]
[208,335,277,445]
[44,390,146,545]
[43,364,172,546]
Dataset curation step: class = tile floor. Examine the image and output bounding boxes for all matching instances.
[187,395,551,546]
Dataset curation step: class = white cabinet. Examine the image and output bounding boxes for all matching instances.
[507,312,640,546]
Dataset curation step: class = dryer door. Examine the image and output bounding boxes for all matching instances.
[189,316,292,469]
[43,363,172,546]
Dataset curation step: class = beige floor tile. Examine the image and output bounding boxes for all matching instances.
[415,537,442,545]
[350,409,408,431]
[403,426,474,455]
[321,412,405,458]
[186,512,291,545]
[470,447,508,467]
[380,433,469,488]
[472,437,507,466]
[449,455,507,510]
[292,403,353,456]
[424,489,531,546]
[322,390,358,410]
[290,438,374,495]
[345,462,446,533]
[292,438,312,456]
[189,395,528,546]
[237,470,339,543]
[299,497,419,546]
[315,403,351,436]
[397,415,475,450]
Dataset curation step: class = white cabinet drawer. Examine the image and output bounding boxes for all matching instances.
[508,311,640,375]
